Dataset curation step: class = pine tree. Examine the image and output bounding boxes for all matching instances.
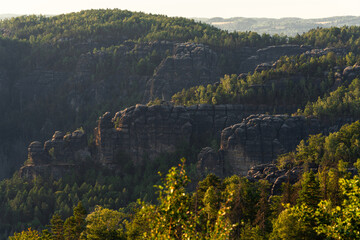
[50,213,64,240]
[63,202,87,240]
[297,171,320,209]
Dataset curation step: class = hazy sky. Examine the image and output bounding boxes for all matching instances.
[2,0,360,19]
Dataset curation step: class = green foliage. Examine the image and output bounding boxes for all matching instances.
[9,228,42,240]
[171,52,357,107]
[63,202,87,240]
[277,121,360,169]
[0,9,289,73]
[297,171,320,209]
[289,26,360,50]
[50,214,64,240]
[300,78,360,120]
[85,206,126,240]
[7,152,360,240]
[270,203,320,240]
[316,176,360,239]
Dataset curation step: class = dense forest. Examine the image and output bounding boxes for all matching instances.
[2,8,360,239]
[8,121,360,239]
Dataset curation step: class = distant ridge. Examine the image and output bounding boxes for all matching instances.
[194,16,360,36]
[0,14,20,20]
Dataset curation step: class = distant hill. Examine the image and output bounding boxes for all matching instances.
[0,14,20,20]
[195,16,360,36]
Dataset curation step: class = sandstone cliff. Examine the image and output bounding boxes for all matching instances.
[20,129,90,179]
[3,41,347,179]
[20,103,297,178]
[95,104,296,167]
[220,114,321,175]
[143,43,220,101]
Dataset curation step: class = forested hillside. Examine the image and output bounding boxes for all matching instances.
[0,9,289,179]
[9,121,360,239]
[2,9,360,239]
[197,16,360,36]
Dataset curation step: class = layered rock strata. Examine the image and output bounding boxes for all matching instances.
[20,129,90,179]
[197,114,323,177]
[95,104,296,167]
[220,114,322,175]
[144,42,220,101]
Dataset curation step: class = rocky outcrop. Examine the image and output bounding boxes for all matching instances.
[197,147,223,177]
[220,114,321,175]
[144,42,220,101]
[19,130,90,179]
[197,114,323,177]
[95,105,193,167]
[303,47,348,57]
[27,141,50,165]
[246,163,304,196]
[20,103,297,179]
[22,102,357,180]
[144,44,345,101]
[95,104,296,167]
[342,64,360,81]
[246,162,358,197]
[20,100,360,181]
[238,45,311,73]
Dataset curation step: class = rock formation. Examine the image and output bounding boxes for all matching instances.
[20,101,358,181]
[20,129,90,179]
[197,114,322,177]
[95,104,296,167]
[246,162,358,197]
[238,45,312,73]
[143,42,220,101]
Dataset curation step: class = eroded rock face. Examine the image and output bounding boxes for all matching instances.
[246,163,302,196]
[20,129,90,179]
[197,147,223,177]
[21,103,296,178]
[28,141,50,165]
[220,114,321,175]
[144,42,220,101]
[95,104,296,168]
[238,45,311,73]
[96,104,193,166]
[342,64,360,81]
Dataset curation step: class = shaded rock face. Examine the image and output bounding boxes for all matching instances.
[246,163,303,196]
[44,130,88,163]
[27,141,50,165]
[19,164,79,180]
[95,105,192,166]
[20,103,296,179]
[197,147,223,177]
[143,44,320,102]
[68,41,175,111]
[238,45,311,73]
[20,130,90,179]
[144,42,220,101]
[95,104,295,167]
[220,114,322,175]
